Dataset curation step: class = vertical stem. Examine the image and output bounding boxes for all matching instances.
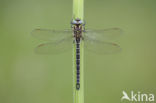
[73,42,84,103]
[73,0,84,20]
[73,0,84,103]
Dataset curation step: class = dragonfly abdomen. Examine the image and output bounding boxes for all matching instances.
[76,39,80,90]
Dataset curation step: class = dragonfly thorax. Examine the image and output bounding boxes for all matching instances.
[73,24,82,39]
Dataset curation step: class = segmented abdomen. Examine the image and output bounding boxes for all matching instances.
[76,41,80,90]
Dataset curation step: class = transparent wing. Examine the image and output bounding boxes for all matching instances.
[84,38,121,54]
[35,37,73,54]
[83,28,123,42]
[31,28,73,41]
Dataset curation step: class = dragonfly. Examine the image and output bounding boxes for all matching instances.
[32,18,122,90]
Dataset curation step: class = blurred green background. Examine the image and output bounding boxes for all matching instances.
[0,0,156,103]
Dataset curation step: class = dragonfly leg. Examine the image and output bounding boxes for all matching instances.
[82,20,86,26]
[83,26,86,32]
[70,19,74,24]
[82,20,86,32]
[70,19,74,28]
[71,24,74,28]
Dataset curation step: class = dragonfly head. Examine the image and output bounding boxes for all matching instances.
[71,18,83,25]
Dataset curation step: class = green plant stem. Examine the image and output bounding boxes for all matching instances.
[73,42,84,103]
[73,0,84,20]
[73,0,84,103]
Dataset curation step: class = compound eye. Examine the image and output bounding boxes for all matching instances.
[72,20,77,24]
[79,20,83,24]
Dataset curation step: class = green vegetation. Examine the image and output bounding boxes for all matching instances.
[73,0,84,103]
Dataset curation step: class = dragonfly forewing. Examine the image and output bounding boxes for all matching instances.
[83,28,123,42]
[31,28,73,41]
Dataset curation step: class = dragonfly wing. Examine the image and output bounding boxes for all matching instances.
[31,28,73,41]
[35,37,73,54]
[83,28,123,42]
[84,38,121,54]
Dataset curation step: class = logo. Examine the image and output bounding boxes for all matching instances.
[121,91,154,102]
